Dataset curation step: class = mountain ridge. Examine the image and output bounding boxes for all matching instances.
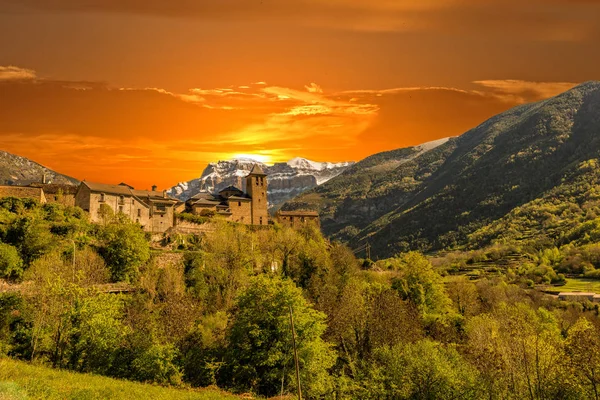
[168,157,355,208]
[0,150,79,186]
[283,81,600,257]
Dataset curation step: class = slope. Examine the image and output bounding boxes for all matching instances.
[285,81,600,258]
[0,150,79,186]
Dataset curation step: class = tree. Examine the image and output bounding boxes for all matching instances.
[67,294,130,374]
[0,243,24,280]
[390,252,452,320]
[223,275,335,398]
[376,339,479,399]
[566,318,600,399]
[99,221,150,282]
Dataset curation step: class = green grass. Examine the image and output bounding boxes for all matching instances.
[544,278,600,294]
[0,358,242,400]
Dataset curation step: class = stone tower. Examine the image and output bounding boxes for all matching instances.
[246,164,268,225]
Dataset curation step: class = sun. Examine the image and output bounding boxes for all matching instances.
[230,153,273,164]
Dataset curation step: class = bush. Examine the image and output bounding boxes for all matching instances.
[99,222,150,282]
[0,243,24,280]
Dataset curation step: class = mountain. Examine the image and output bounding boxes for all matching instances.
[168,157,354,208]
[0,150,79,186]
[283,81,600,258]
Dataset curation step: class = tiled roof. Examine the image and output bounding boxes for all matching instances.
[219,185,243,194]
[192,198,220,206]
[228,195,251,201]
[248,164,267,176]
[189,192,219,201]
[131,189,177,202]
[82,181,177,202]
[83,181,132,195]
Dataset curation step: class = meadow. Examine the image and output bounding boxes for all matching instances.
[0,358,241,400]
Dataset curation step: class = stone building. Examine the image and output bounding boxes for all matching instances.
[186,164,269,226]
[275,210,320,228]
[75,181,178,233]
[29,183,77,206]
[0,185,47,203]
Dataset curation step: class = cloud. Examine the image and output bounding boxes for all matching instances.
[305,83,323,94]
[0,66,36,80]
[0,71,582,188]
[473,80,579,103]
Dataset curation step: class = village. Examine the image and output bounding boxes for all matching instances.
[0,164,320,233]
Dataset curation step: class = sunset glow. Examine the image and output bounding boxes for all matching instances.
[1,0,599,188]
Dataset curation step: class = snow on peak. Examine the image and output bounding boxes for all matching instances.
[287,157,353,171]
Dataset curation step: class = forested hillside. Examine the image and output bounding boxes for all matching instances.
[3,198,600,399]
[285,81,600,258]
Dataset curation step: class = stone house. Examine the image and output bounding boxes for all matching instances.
[0,185,47,203]
[275,210,320,228]
[186,164,269,226]
[29,183,77,206]
[75,181,178,233]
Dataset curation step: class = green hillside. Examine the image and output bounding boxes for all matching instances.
[284,81,600,258]
[0,358,240,400]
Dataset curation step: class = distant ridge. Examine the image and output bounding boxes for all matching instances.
[168,157,354,209]
[0,150,79,186]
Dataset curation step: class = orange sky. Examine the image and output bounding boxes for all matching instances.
[1,0,599,189]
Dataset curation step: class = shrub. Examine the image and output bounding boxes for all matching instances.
[0,243,24,280]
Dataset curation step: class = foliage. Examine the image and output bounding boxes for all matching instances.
[0,242,23,280]
[99,220,150,282]
[375,340,480,399]
[222,275,336,398]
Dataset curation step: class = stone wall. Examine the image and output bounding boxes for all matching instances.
[0,185,46,203]
[172,218,216,234]
[229,200,252,224]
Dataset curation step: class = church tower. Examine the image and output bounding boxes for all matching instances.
[246,164,268,225]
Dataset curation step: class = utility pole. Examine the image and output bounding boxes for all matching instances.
[72,239,76,282]
[289,305,302,400]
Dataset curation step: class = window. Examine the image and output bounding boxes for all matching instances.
[99,193,105,202]
[259,216,263,225]
[238,201,241,206]
[155,204,166,212]
[119,195,125,205]
[118,206,124,213]
[137,209,141,217]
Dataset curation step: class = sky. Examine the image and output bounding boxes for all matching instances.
[1,0,599,189]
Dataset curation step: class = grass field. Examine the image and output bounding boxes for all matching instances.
[0,358,242,400]
[543,278,600,294]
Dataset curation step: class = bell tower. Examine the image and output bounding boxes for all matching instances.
[246,164,268,225]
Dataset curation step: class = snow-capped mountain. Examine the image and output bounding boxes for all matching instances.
[168,157,354,208]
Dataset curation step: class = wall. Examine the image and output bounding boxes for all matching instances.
[172,219,216,234]
[229,200,252,224]
[277,214,320,228]
[46,193,76,206]
[150,201,175,233]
